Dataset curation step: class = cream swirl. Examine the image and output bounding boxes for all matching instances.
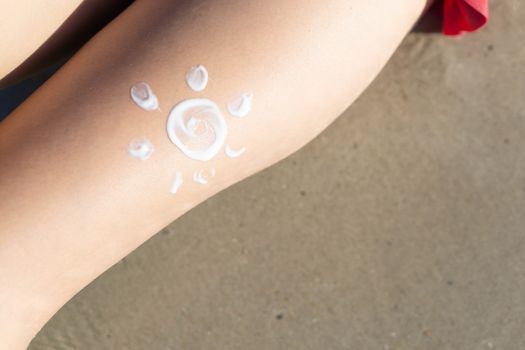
[167,98,227,161]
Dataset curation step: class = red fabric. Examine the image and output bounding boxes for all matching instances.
[443,0,489,35]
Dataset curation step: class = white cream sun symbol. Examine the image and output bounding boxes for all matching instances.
[128,64,253,194]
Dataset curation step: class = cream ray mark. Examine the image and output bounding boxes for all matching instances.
[225,145,246,158]
[227,92,253,118]
[186,65,209,92]
[170,171,183,194]
[193,168,216,185]
[128,137,154,160]
[130,82,159,111]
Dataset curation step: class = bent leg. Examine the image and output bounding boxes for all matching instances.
[0,0,427,348]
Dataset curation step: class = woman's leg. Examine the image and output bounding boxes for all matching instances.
[0,0,427,348]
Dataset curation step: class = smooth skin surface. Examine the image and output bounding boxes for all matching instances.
[0,0,133,87]
[0,0,427,348]
[0,0,83,79]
